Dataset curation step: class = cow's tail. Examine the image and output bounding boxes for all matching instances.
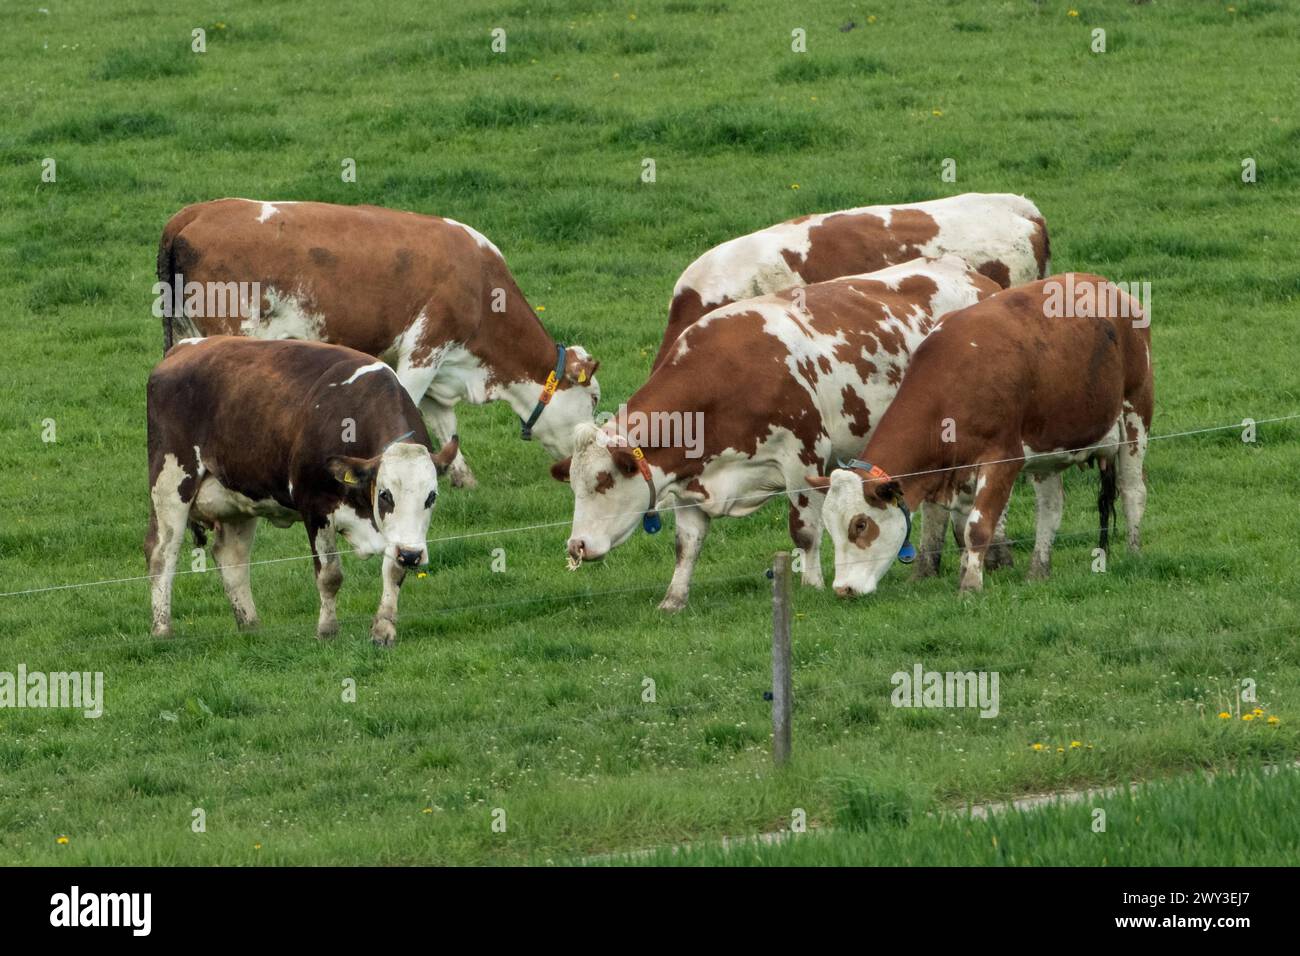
[1097,458,1118,554]
[156,206,203,356]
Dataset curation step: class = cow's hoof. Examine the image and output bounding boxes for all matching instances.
[985,545,1015,571]
[1026,557,1050,581]
[235,616,261,632]
[657,595,687,613]
[151,625,172,639]
[370,619,397,647]
[801,575,825,590]
[958,577,984,595]
[316,622,339,641]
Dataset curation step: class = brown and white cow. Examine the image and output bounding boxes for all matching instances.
[552,255,1002,611]
[654,192,1049,370]
[156,199,600,487]
[812,274,1153,597]
[145,336,459,646]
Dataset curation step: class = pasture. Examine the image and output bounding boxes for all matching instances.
[1,0,1297,865]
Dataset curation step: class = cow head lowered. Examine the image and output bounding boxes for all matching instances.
[326,438,459,568]
[808,468,912,598]
[551,423,654,564]
[528,347,602,459]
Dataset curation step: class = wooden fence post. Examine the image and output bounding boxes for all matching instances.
[770,551,793,766]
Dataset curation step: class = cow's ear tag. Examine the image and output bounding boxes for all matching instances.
[643,512,662,535]
[897,541,917,564]
[343,470,358,485]
[577,369,587,384]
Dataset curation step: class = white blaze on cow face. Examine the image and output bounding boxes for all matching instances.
[820,470,909,598]
[331,443,439,566]
[373,443,439,566]
[562,423,647,562]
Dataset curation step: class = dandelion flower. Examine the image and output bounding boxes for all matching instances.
[56,836,69,845]
[1242,713,1255,721]
[1068,9,1079,16]
[1031,743,1044,751]
[1267,716,1280,725]
[1218,711,1231,719]
[1070,741,1082,748]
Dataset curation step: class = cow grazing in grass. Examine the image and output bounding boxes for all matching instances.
[156,199,600,488]
[811,274,1153,597]
[145,337,459,646]
[655,192,1049,370]
[552,256,1002,611]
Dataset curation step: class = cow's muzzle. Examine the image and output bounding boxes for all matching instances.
[566,537,605,563]
[396,547,424,568]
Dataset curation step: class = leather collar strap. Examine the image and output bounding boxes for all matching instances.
[520,344,567,441]
[836,457,915,563]
[383,430,415,452]
[629,447,662,534]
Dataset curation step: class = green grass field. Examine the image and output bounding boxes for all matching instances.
[1,0,1297,865]
[626,763,1300,866]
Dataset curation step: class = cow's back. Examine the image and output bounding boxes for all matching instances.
[656,193,1048,369]
[898,275,1151,454]
[147,337,398,496]
[635,258,997,475]
[158,199,496,355]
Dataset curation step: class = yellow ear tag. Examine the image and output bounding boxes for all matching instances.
[343,471,357,485]
[577,370,587,384]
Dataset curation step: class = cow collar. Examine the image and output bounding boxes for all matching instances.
[629,445,662,534]
[520,344,567,441]
[837,457,915,563]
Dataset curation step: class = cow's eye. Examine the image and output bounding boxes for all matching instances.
[378,489,394,508]
[424,490,437,509]
[853,519,867,535]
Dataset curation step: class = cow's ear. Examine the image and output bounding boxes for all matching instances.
[550,458,572,483]
[431,436,459,475]
[565,350,599,386]
[610,447,640,477]
[327,455,376,489]
[806,474,832,493]
[874,479,904,505]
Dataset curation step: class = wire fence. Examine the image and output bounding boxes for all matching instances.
[1,411,1293,600]
[4,496,1286,665]
[1,409,1295,762]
